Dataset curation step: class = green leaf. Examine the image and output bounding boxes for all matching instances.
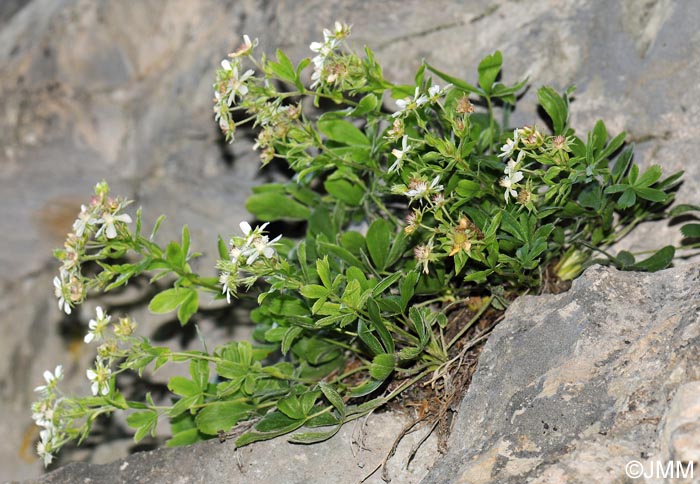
[324,179,364,206]
[166,428,205,447]
[126,410,158,442]
[537,86,568,135]
[372,272,402,297]
[681,223,700,238]
[367,298,394,353]
[615,251,636,268]
[617,188,637,208]
[478,51,502,94]
[217,236,228,259]
[366,219,392,271]
[352,94,379,116]
[236,414,305,447]
[668,204,700,218]
[177,289,198,326]
[317,116,369,146]
[289,425,342,444]
[369,353,395,380]
[634,165,662,188]
[195,400,253,435]
[301,284,329,300]
[425,62,480,94]
[319,382,345,417]
[149,287,194,315]
[634,187,668,203]
[278,395,305,420]
[282,326,304,355]
[611,146,634,182]
[455,179,482,201]
[165,241,184,269]
[349,378,385,398]
[246,193,310,221]
[168,376,199,397]
[357,319,384,356]
[630,245,674,272]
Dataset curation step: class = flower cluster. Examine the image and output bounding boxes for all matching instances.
[53,181,132,314]
[31,366,66,467]
[218,222,282,303]
[213,35,259,142]
[310,21,352,89]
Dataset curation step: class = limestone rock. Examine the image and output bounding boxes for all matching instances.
[424,263,700,483]
[24,412,438,484]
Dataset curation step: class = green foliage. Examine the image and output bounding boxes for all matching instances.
[35,23,699,467]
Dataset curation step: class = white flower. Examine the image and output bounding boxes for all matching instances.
[389,135,411,172]
[32,399,56,428]
[221,60,255,103]
[428,83,452,100]
[86,359,112,396]
[37,428,57,467]
[234,221,281,265]
[219,271,236,304]
[53,276,71,315]
[34,365,63,396]
[499,157,525,203]
[498,129,521,158]
[404,175,443,200]
[229,34,258,58]
[414,240,434,274]
[95,211,132,239]
[84,306,111,344]
[393,87,429,118]
[73,205,96,237]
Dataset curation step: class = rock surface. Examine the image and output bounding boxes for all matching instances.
[2,0,700,481]
[25,412,438,484]
[424,263,700,484]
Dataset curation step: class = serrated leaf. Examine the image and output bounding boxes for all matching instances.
[301,284,329,300]
[324,178,364,206]
[319,382,345,417]
[369,353,395,380]
[177,289,198,326]
[317,116,369,146]
[537,86,568,135]
[634,164,662,188]
[477,51,502,94]
[149,287,193,314]
[126,410,158,442]
[195,400,252,435]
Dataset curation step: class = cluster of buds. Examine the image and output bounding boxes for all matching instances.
[53,181,133,314]
[250,101,302,165]
[448,217,483,256]
[217,222,282,303]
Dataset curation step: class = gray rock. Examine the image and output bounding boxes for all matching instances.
[25,412,438,484]
[424,263,700,483]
